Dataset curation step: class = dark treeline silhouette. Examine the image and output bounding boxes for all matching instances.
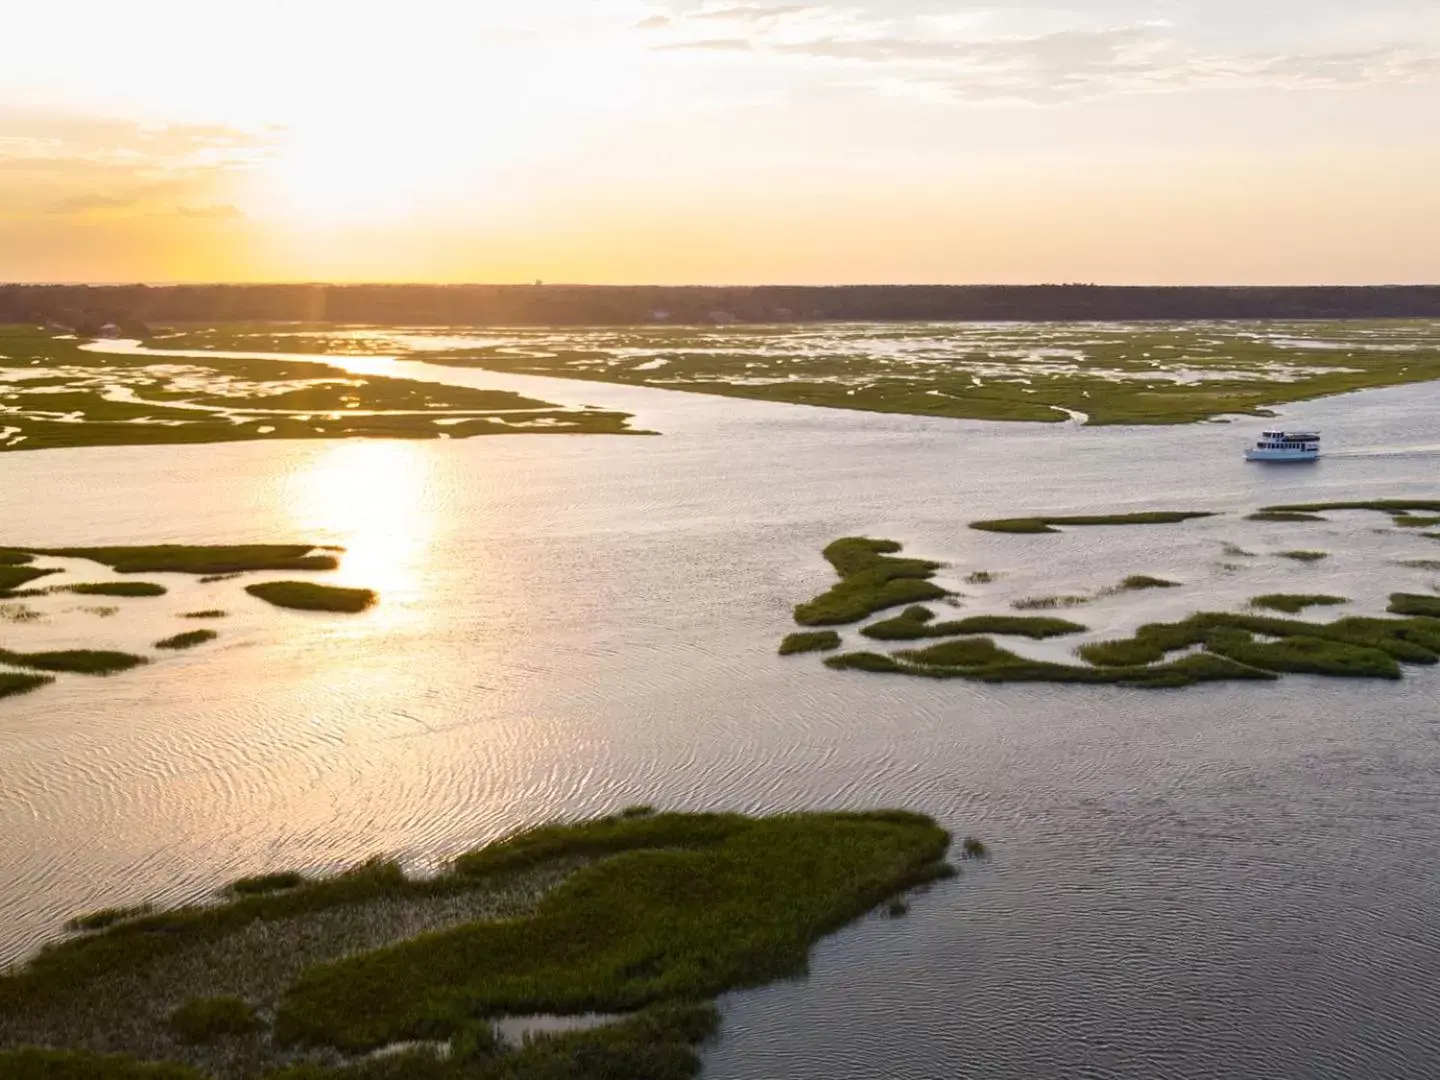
[4,284,1439,331]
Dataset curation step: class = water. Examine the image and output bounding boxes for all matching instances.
[3,346,1440,1079]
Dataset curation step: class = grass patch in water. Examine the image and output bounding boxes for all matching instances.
[1393,515,1440,528]
[1278,550,1329,562]
[245,581,377,613]
[964,570,1002,585]
[824,651,906,673]
[793,538,947,627]
[863,608,1086,641]
[0,550,36,566]
[1261,500,1440,515]
[155,630,218,651]
[181,610,228,620]
[0,672,53,699]
[779,631,842,655]
[969,511,1215,534]
[22,545,339,575]
[1246,511,1327,522]
[1012,595,1091,611]
[1250,594,1349,614]
[0,648,146,675]
[1397,559,1440,571]
[67,582,167,598]
[1117,575,1180,590]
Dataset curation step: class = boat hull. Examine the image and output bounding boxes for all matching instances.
[1245,449,1319,462]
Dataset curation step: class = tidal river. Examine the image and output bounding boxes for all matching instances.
[3,346,1439,1079]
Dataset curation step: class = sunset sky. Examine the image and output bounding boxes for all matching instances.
[2,0,1438,285]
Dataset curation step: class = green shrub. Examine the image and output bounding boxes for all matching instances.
[245,582,377,613]
[168,996,262,1043]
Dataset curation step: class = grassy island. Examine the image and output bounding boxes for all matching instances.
[0,648,146,675]
[18,546,341,576]
[969,511,1215,534]
[793,538,947,627]
[1251,594,1349,614]
[861,607,1085,641]
[67,583,168,598]
[778,631,842,655]
[0,566,62,595]
[0,672,53,699]
[155,630,218,651]
[0,809,956,1080]
[1278,550,1329,562]
[244,582,377,613]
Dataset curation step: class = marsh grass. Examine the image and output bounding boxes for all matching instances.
[181,610,228,619]
[1392,516,1440,528]
[65,906,156,933]
[67,582,167,598]
[1246,511,1327,522]
[0,566,62,593]
[1278,550,1329,562]
[168,998,262,1044]
[1250,594,1349,614]
[228,872,306,896]
[961,838,989,858]
[824,651,905,673]
[1262,500,1440,514]
[0,550,36,566]
[778,631,842,655]
[0,672,53,699]
[969,511,1214,534]
[245,582,377,614]
[1119,575,1180,590]
[862,608,1086,641]
[1397,559,1440,571]
[0,604,43,623]
[1012,595,1091,611]
[274,811,951,1053]
[0,1049,203,1079]
[793,538,947,627]
[1388,593,1440,618]
[26,546,339,575]
[0,648,145,675]
[155,630,218,651]
[964,571,1002,585]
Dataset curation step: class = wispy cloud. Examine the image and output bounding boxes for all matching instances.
[652,13,1440,104]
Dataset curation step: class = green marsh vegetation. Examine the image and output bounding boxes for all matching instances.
[1012,595,1091,611]
[369,321,1440,427]
[964,570,1002,585]
[861,608,1085,641]
[792,538,947,627]
[0,648,146,675]
[227,872,306,896]
[1278,550,1329,562]
[67,582,168,598]
[245,582,377,613]
[1251,595,1349,614]
[1388,593,1440,618]
[20,545,340,575]
[0,565,62,594]
[0,810,957,1080]
[181,610,229,620]
[0,672,53,699]
[65,905,156,933]
[155,630,218,651]
[778,630,841,655]
[1397,559,1440,571]
[0,326,640,453]
[1246,511,1327,522]
[969,511,1214,534]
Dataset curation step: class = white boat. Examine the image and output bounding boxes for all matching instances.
[1245,429,1321,462]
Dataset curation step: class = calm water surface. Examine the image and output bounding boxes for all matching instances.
[3,350,1439,1079]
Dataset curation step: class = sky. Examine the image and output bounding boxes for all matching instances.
[1,0,1438,285]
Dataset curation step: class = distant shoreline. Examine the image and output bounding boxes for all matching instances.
[4,283,1440,330]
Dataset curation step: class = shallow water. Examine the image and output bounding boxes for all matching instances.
[3,343,1440,1079]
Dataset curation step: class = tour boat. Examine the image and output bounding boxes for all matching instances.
[1245,429,1321,462]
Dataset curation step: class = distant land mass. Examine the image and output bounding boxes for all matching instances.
[3,284,1440,332]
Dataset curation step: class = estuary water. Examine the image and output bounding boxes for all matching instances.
[3,343,1440,1079]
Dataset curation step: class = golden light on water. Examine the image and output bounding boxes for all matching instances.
[288,440,436,615]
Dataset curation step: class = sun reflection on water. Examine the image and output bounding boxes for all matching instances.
[286,440,436,618]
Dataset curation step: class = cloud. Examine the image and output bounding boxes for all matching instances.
[635,14,672,30]
[693,4,817,20]
[47,193,133,215]
[653,17,1440,104]
[176,203,243,219]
